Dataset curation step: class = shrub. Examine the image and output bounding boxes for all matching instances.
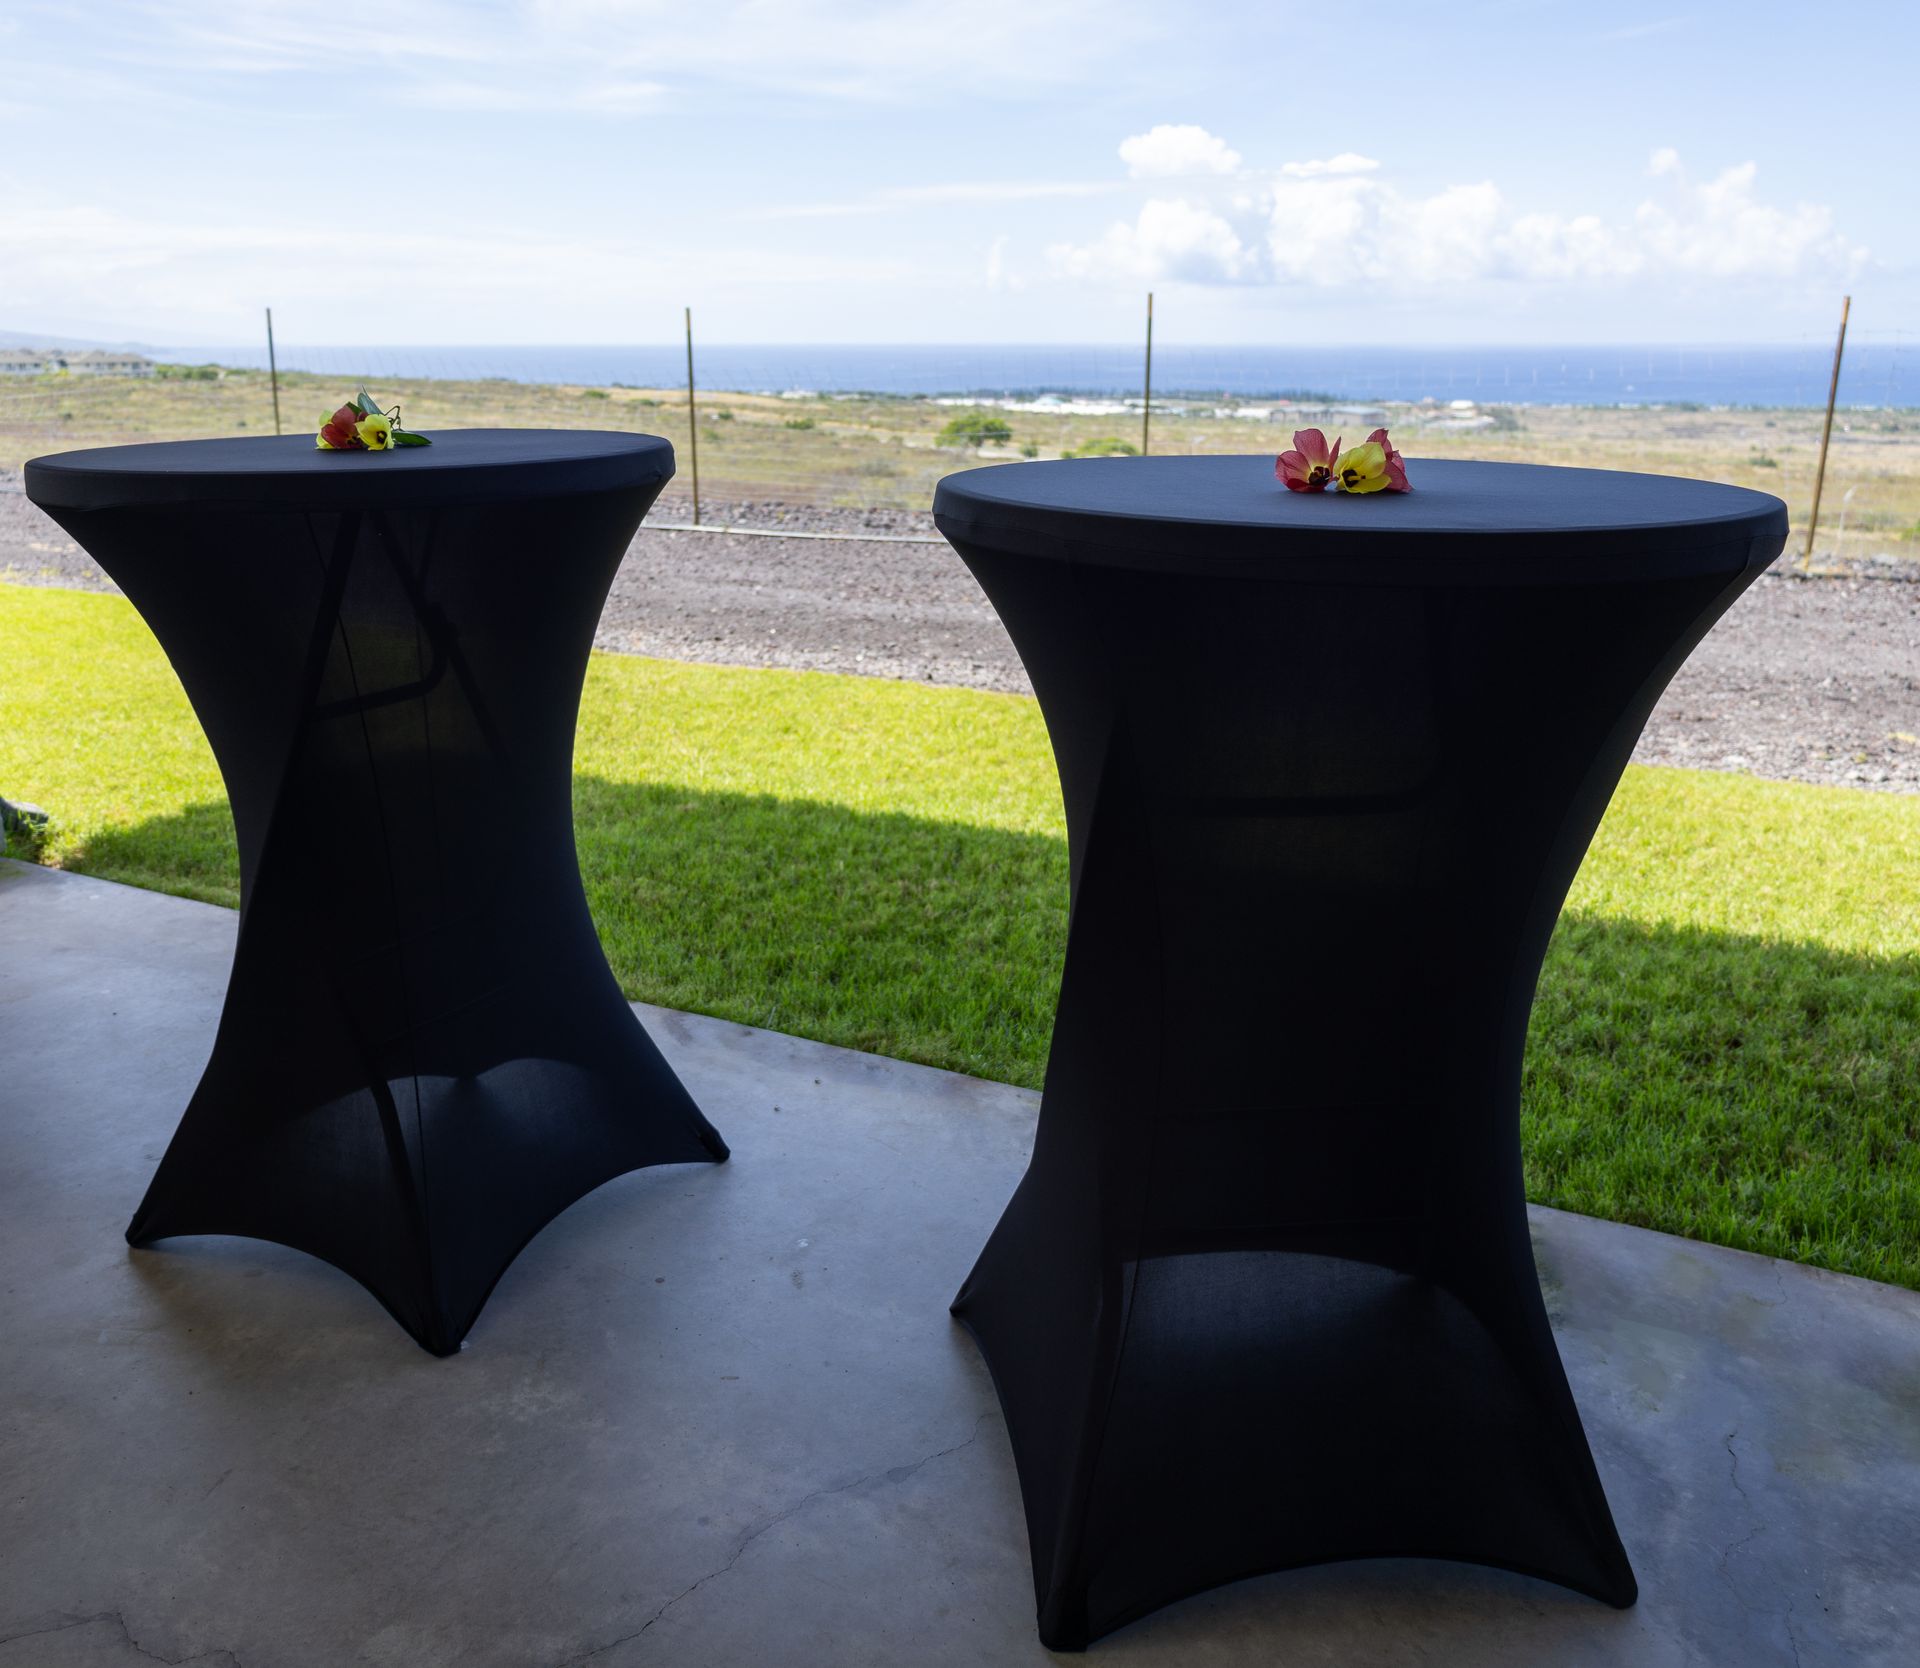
[784,417,816,431]
[938,411,1013,448]
[1063,436,1137,458]
[581,388,610,400]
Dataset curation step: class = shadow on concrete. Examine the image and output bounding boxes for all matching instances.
[48,778,1920,1291]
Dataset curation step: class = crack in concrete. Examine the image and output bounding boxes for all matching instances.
[0,1611,240,1665]
[1719,1429,1812,1668]
[1762,1261,1792,1310]
[0,1616,100,1651]
[1719,1426,1760,1582]
[553,1413,994,1666]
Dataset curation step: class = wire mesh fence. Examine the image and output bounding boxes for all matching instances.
[3,332,1916,558]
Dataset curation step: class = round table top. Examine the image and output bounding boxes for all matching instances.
[24,429,675,514]
[934,455,1788,584]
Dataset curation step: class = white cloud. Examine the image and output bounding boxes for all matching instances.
[1496,212,1642,281]
[1382,181,1509,282]
[1278,153,1381,179]
[1265,172,1608,285]
[1053,135,1867,292]
[1118,125,1242,179]
[1262,176,1372,283]
[1632,155,1862,279]
[1048,198,1253,283]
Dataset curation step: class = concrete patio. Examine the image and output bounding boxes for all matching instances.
[1,858,1915,1666]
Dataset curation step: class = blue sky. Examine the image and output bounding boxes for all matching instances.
[3,0,1913,346]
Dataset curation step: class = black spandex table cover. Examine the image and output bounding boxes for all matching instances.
[933,455,1787,1649]
[25,431,726,1356]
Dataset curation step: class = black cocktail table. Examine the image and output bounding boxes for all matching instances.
[25,431,726,1356]
[933,455,1787,1648]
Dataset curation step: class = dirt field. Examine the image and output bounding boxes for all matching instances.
[6,483,1915,796]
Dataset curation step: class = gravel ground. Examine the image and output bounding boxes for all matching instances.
[6,479,1917,795]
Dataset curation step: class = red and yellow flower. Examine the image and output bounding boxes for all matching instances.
[316,403,365,451]
[315,390,431,452]
[1275,428,1340,492]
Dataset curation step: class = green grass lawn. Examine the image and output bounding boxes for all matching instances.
[5,579,1918,1288]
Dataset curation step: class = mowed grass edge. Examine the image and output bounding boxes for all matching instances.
[4,579,1917,1287]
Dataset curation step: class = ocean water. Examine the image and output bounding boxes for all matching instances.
[165,341,1914,409]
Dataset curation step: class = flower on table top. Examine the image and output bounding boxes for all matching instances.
[1331,429,1413,495]
[1368,427,1411,492]
[1275,428,1339,492]
[1335,440,1391,494]
[316,403,364,451]
[1274,425,1412,497]
[315,389,432,451]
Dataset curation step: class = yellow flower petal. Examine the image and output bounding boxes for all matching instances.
[1337,440,1389,494]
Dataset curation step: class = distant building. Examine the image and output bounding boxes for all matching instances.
[1266,403,1390,426]
[0,348,155,377]
[65,350,155,378]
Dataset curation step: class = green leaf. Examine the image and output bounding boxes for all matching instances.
[391,430,432,446]
[354,387,379,417]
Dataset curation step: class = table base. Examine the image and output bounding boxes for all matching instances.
[128,993,726,1358]
[56,485,727,1355]
[955,1226,1635,1650]
[941,534,1773,1648]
